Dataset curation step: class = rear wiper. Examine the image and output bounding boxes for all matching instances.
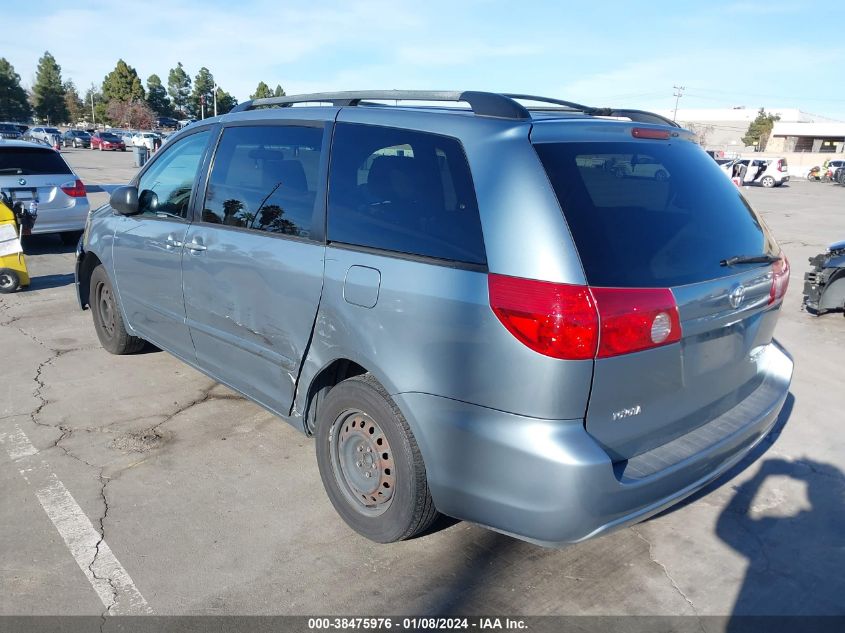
[720,254,781,267]
[0,168,23,175]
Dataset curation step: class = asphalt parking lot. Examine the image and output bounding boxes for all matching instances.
[1,148,843,620]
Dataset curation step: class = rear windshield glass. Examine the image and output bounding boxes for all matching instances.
[0,147,72,176]
[534,141,778,287]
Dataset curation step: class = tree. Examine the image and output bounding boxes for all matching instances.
[32,51,68,124]
[251,81,272,100]
[63,80,84,125]
[83,85,108,126]
[274,84,285,97]
[102,59,145,103]
[0,58,31,121]
[167,62,191,115]
[214,86,237,115]
[189,67,215,118]
[742,108,781,150]
[107,99,154,129]
[146,74,172,116]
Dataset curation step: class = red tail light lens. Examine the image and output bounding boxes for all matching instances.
[489,275,684,360]
[488,274,598,360]
[777,159,787,173]
[769,256,790,304]
[60,179,86,198]
[590,287,682,358]
[632,127,671,140]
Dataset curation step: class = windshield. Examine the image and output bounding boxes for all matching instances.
[101,134,120,140]
[533,140,779,287]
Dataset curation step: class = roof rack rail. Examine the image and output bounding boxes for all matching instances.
[229,90,680,127]
[229,90,532,120]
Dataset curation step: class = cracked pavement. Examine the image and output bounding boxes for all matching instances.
[0,148,843,617]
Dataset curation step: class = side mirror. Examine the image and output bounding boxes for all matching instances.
[110,186,140,216]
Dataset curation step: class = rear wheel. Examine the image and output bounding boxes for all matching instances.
[760,175,775,188]
[315,374,439,543]
[0,269,20,294]
[89,265,145,355]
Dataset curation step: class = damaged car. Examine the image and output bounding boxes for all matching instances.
[803,240,845,315]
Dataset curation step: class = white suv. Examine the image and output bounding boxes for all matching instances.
[721,157,789,187]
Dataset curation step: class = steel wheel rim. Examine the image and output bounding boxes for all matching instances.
[330,409,395,516]
[96,282,117,338]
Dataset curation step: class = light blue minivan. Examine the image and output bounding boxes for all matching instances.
[76,91,793,545]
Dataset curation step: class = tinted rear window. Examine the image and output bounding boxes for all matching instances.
[0,147,72,176]
[534,141,778,287]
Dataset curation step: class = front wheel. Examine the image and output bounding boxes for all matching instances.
[89,265,145,355]
[760,176,776,188]
[315,374,439,543]
[0,268,21,294]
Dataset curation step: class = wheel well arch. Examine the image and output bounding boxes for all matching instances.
[302,358,368,435]
[78,251,103,309]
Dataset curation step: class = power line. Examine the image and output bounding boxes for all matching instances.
[672,85,685,121]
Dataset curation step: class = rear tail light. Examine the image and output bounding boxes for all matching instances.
[488,275,598,360]
[777,159,787,172]
[769,256,790,304]
[488,275,682,360]
[60,179,86,198]
[590,287,682,357]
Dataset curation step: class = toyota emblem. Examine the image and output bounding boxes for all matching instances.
[729,285,746,309]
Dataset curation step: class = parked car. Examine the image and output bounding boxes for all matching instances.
[75,90,793,546]
[90,131,126,151]
[0,139,90,243]
[27,126,62,144]
[62,129,91,148]
[720,157,789,187]
[155,116,179,129]
[177,118,197,129]
[610,153,671,180]
[131,131,161,151]
[0,123,23,140]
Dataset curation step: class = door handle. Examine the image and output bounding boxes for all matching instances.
[185,241,207,252]
[165,237,183,249]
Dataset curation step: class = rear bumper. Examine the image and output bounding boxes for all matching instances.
[30,199,89,235]
[395,341,793,546]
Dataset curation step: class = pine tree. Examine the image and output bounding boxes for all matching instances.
[214,86,238,115]
[167,62,191,116]
[189,67,215,118]
[146,74,172,116]
[32,51,68,124]
[742,108,781,150]
[0,58,31,121]
[63,80,84,125]
[102,60,145,103]
[251,81,272,100]
[273,84,285,97]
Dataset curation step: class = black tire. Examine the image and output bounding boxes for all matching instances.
[315,374,439,543]
[89,265,145,355]
[0,268,20,294]
[60,230,83,246]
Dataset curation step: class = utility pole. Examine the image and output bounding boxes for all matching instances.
[213,83,218,117]
[672,85,685,122]
[90,83,96,127]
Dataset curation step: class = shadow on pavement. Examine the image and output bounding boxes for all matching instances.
[22,233,78,255]
[28,272,75,290]
[718,456,845,621]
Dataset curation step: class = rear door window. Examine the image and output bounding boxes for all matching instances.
[534,141,778,287]
[328,122,485,265]
[202,125,323,238]
[0,147,72,175]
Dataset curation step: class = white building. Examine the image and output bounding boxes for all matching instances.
[653,107,842,153]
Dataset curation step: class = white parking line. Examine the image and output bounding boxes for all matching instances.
[0,423,152,614]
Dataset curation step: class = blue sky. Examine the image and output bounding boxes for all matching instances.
[8,0,845,119]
